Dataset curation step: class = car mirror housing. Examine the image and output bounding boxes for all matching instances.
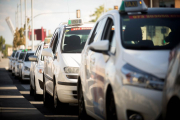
[29,55,38,62]
[42,48,53,57]
[89,40,109,53]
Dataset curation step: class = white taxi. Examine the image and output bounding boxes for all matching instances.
[78,0,180,120]
[14,51,25,77]
[8,50,17,71]
[21,51,35,81]
[42,19,94,109]
[12,50,21,75]
[29,42,49,99]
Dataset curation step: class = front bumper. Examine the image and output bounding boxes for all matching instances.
[56,72,78,103]
[115,85,162,120]
[22,70,30,80]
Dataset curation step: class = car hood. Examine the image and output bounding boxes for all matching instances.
[61,53,81,67]
[123,50,169,79]
[23,62,31,68]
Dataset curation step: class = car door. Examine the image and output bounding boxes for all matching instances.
[83,17,107,112]
[92,17,116,118]
[46,29,59,95]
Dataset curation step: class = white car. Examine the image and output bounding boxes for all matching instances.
[78,0,180,120]
[8,50,17,71]
[21,51,35,81]
[12,50,20,75]
[14,51,25,77]
[42,19,94,109]
[29,42,49,99]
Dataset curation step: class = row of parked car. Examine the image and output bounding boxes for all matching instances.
[8,0,180,120]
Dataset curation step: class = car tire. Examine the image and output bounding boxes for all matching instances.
[78,81,88,120]
[106,90,117,120]
[34,76,38,100]
[30,80,34,96]
[43,82,50,106]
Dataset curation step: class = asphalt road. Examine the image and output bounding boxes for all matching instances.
[0,58,79,120]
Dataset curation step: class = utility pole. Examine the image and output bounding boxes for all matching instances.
[20,0,23,28]
[17,5,19,29]
[25,0,28,49]
[150,0,153,8]
[31,0,34,50]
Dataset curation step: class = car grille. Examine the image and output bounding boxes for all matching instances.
[72,91,77,99]
[24,75,30,78]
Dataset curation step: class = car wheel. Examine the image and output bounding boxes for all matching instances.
[78,82,88,120]
[43,82,50,106]
[106,90,117,120]
[34,76,38,100]
[30,80,34,96]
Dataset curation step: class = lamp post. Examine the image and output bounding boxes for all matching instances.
[31,0,34,51]
[25,0,28,49]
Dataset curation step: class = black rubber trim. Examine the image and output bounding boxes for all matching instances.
[58,81,77,86]
[38,79,44,89]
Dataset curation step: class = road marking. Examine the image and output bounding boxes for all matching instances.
[0,107,36,110]
[44,115,78,118]
[0,95,24,98]
[0,87,17,90]
[29,101,43,104]
[20,91,30,94]
[21,85,30,90]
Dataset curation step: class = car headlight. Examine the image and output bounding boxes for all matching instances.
[24,66,30,71]
[121,64,164,91]
[38,68,43,74]
[64,67,79,73]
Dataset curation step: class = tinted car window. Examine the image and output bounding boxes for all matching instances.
[24,53,34,61]
[19,52,25,60]
[121,14,180,50]
[12,51,17,57]
[61,28,91,53]
[15,52,19,58]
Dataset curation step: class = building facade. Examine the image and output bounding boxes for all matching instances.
[28,27,46,41]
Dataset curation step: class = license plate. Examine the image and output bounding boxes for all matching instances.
[125,1,138,7]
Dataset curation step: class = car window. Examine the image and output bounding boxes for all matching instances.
[52,29,60,54]
[12,51,17,57]
[121,14,180,50]
[88,18,106,44]
[15,52,19,58]
[61,27,92,53]
[19,52,25,60]
[102,18,116,54]
[24,53,34,61]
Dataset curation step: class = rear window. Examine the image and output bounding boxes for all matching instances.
[24,53,34,61]
[121,14,180,50]
[61,27,91,53]
[19,52,25,60]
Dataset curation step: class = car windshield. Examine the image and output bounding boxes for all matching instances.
[24,53,34,61]
[61,27,91,53]
[19,52,25,60]
[121,14,180,50]
[15,52,19,58]
[12,51,16,57]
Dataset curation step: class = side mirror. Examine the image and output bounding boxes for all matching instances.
[42,48,53,57]
[89,40,109,53]
[29,55,38,62]
[18,60,23,63]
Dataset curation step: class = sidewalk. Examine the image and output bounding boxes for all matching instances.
[0,58,47,120]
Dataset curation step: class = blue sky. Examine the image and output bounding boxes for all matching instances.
[0,0,122,45]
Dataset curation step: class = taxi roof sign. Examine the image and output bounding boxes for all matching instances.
[68,19,83,26]
[119,0,147,13]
